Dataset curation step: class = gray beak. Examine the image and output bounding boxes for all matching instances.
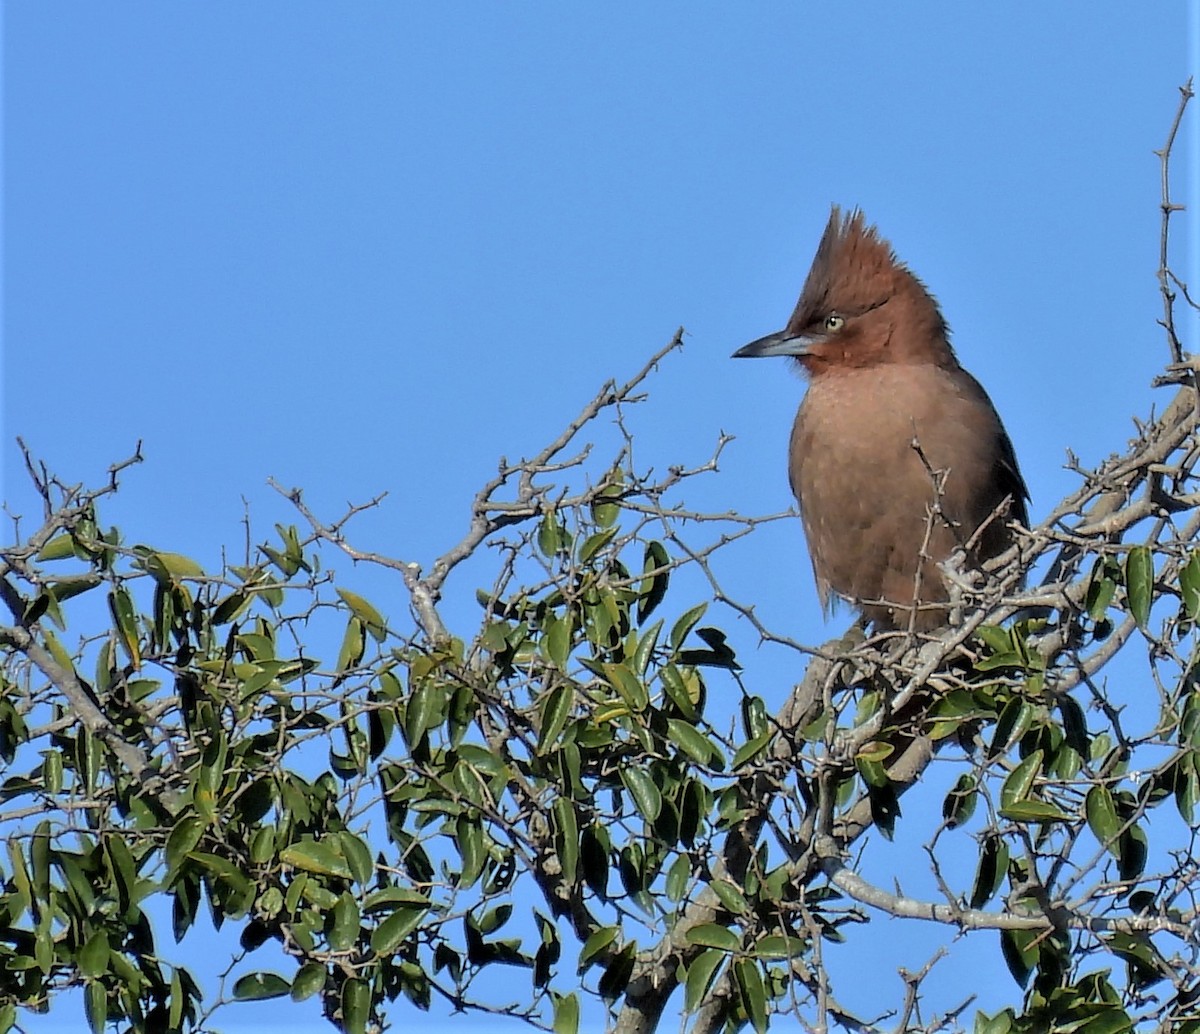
[732,331,816,359]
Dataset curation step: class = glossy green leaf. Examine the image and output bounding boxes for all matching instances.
[666,718,719,767]
[669,603,707,650]
[969,835,1009,909]
[1118,824,1148,882]
[621,767,663,822]
[734,958,768,1034]
[337,588,387,642]
[999,799,1070,822]
[328,892,361,951]
[538,684,573,753]
[336,616,366,673]
[456,813,486,888]
[1124,546,1153,629]
[370,905,427,955]
[1000,927,1037,987]
[577,926,619,972]
[660,664,700,720]
[989,697,1032,758]
[290,961,327,1002]
[1000,749,1043,808]
[37,534,75,561]
[637,541,671,624]
[1085,559,1119,620]
[684,948,725,1012]
[686,923,739,951]
[552,991,580,1034]
[85,980,107,1034]
[665,854,691,902]
[604,662,648,712]
[553,798,579,885]
[1085,785,1121,849]
[943,774,977,828]
[1181,552,1200,619]
[279,840,352,880]
[341,976,370,1034]
[79,930,110,978]
[233,972,290,1000]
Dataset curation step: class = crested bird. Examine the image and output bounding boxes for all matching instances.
[734,207,1028,632]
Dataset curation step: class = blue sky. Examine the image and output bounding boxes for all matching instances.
[4,5,1199,1032]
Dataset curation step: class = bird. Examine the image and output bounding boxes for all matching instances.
[734,207,1028,632]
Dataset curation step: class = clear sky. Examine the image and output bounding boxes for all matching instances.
[4,5,1199,1033]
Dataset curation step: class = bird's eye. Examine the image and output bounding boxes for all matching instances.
[823,314,845,332]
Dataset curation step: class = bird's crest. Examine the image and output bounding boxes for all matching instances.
[787,207,928,333]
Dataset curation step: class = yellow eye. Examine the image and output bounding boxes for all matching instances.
[823,314,845,332]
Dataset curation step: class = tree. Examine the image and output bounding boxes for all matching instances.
[1,85,1199,1034]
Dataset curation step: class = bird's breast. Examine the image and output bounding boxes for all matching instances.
[787,363,1011,618]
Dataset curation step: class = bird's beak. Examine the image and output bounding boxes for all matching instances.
[732,330,815,359]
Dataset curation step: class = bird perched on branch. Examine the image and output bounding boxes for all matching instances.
[734,207,1028,632]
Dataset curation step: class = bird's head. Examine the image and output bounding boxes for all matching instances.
[734,207,955,375]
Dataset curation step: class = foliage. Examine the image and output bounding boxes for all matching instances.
[2,87,1200,1034]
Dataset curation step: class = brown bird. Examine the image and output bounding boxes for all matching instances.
[734,207,1028,632]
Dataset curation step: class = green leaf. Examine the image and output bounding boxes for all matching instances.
[37,534,76,561]
[456,812,486,888]
[370,905,427,955]
[1085,785,1121,849]
[754,935,808,959]
[604,662,648,712]
[667,718,719,767]
[684,948,725,1012]
[578,528,617,564]
[1181,552,1200,619]
[943,774,977,828]
[999,799,1070,822]
[665,854,691,902]
[1117,824,1148,882]
[1124,546,1153,628]
[637,541,670,624]
[710,879,748,915]
[621,767,663,823]
[969,835,1009,909]
[108,588,140,668]
[166,815,206,874]
[686,923,739,951]
[989,698,1032,758]
[328,892,361,952]
[537,684,573,754]
[1000,749,1043,808]
[669,603,707,650]
[591,484,621,528]
[1000,928,1037,987]
[233,972,290,1000]
[542,612,572,668]
[337,589,388,642]
[341,977,370,1034]
[85,980,107,1034]
[552,991,580,1034]
[1085,558,1119,620]
[336,616,366,673]
[731,730,773,770]
[537,511,562,558]
[290,962,327,1002]
[79,930,110,978]
[553,798,579,885]
[279,841,352,880]
[734,958,768,1034]
[660,664,700,720]
[577,926,619,972]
